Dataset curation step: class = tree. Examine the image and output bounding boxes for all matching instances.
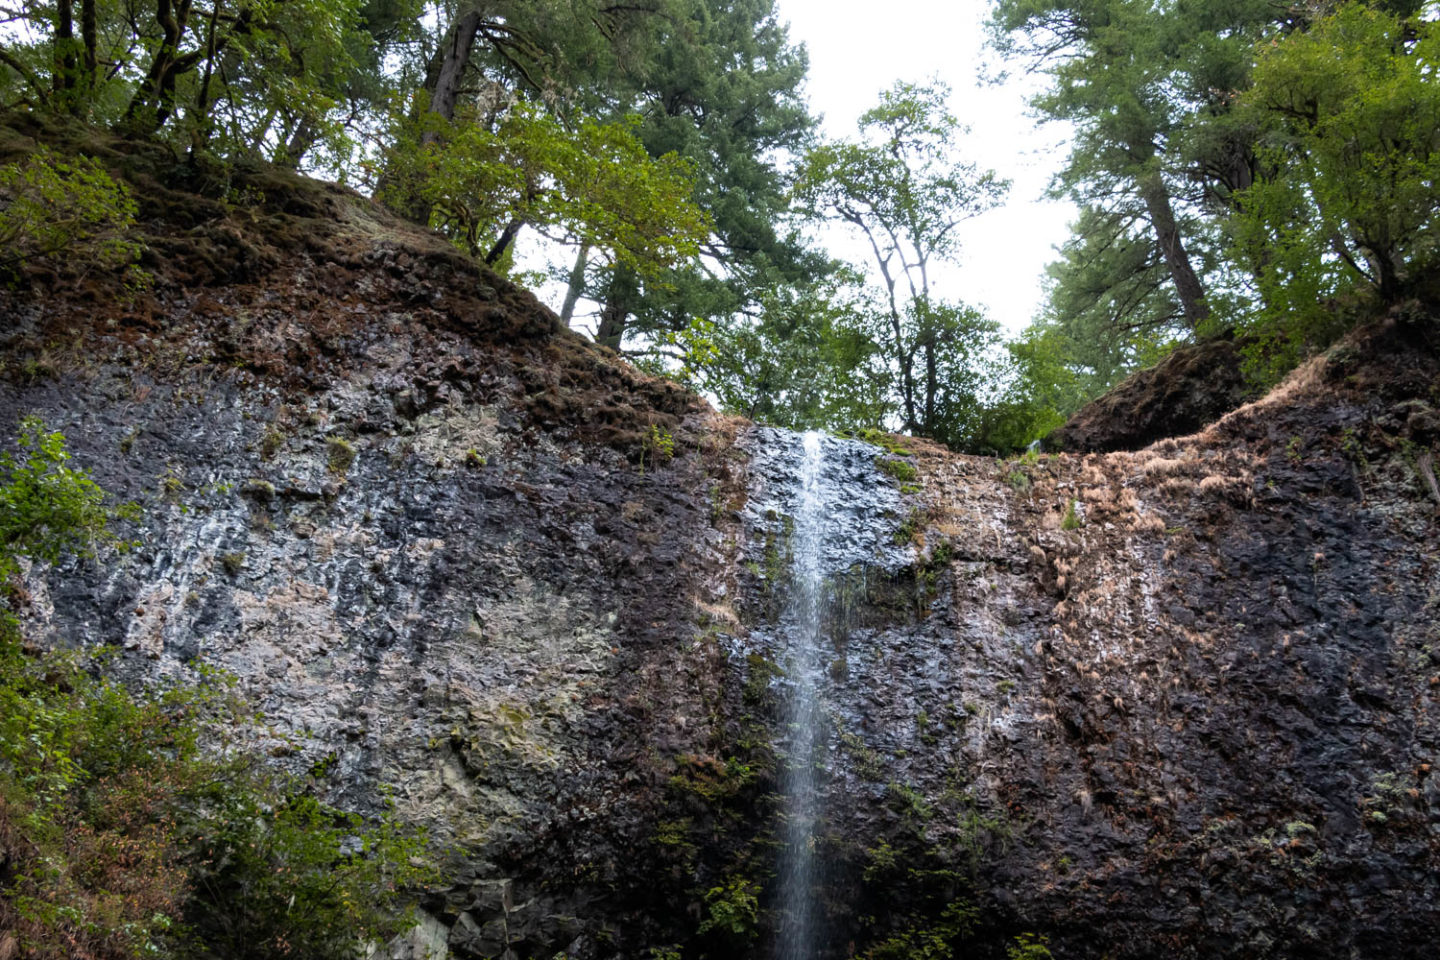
[642,272,893,431]
[1034,204,1192,393]
[1232,2,1440,333]
[382,104,711,277]
[793,80,1007,444]
[579,0,823,354]
[0,0,400,166]
[989,0,1283,337]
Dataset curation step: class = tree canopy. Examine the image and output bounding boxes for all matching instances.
[2,0,1437,451]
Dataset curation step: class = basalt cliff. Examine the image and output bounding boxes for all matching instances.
[3,125,1440,960]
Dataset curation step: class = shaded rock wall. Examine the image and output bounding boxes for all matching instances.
[1046,337,1253,453]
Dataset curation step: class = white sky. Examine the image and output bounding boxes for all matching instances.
[776,0,1076,334]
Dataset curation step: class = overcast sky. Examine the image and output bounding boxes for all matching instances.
[775,0,1077,334]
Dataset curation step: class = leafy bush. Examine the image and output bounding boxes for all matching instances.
[697,877,760,941]
[0,147,144,278]
[0,420,434,960]
[1007,933,1054,959]
[0,416,123,583]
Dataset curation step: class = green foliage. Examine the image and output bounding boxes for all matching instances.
[639,423,677,475]
[1032,204,1193,391]
[856,777,1011,958]
[0,416,125,584]
[1007,933,1055,960]
[857,429,914,457]
[326,436,357,475]
[1061,498,1082,531]
[571,0,822,354]
[794,81,1009,446]
[646,274,893,434]
[877,458,919,483]
[861,901,978,960]
[183,786,432,959]
[385,104,711,277]
[0,421,434,960]
[1230,4,1440,374]
[0,147,142,278]
[696,876,760,941]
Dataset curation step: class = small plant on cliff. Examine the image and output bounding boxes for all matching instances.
[639,423,676,474]
[0,417,125,584]
[696,877,760,942]
[1060,498,1081,531]
[1007,933,1054,959]
[0,148,145,281]
[326,436,357,475]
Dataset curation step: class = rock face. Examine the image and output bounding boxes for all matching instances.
[1046,337,1253,452]
[3,139,1440,959]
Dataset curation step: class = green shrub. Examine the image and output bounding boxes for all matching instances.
[697,877,759,941]
[0,147,144,278]
[0,421,434,960]
[326,436,357,475]
[1007,933,1054,959]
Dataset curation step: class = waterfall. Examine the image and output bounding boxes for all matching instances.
[777,430,827,960]
[743,426,910,960]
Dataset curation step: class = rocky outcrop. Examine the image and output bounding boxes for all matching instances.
[4,133,1439,959]
[1046,336,1253,453]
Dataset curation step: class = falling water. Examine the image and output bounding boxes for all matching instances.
[777,430,828,960]
[744,426,909,960]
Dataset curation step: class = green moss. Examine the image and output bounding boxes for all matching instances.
[219,551,245,576]
[654,819,694,847]
[857,428,914,457]
[878,457,919,483]
[894,508,924,546]
[325,437,356,475]
[260,424,286,459]
[668,753,756,802]
[743,653,782,707]
[241,478,276,501]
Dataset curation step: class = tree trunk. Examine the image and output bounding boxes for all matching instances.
[559,244,591,327]
[1139,171,1209,329]
[53,0,77,101]
[79,0,97,91]
[483,216,524,265]
[279,118,318,169]
[376,7,484,221]
[123,0,195,135]
[1370,246,1401,302]
[596,267,638,351]
[189,0,224,153]
[423,8,484,142]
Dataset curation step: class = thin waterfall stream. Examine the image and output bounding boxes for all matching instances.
[742,427,910,960]
[776,431,827,960]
